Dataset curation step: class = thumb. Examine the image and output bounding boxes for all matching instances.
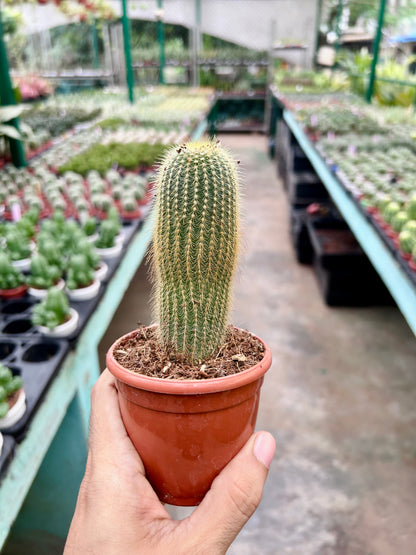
[188,431,275,553]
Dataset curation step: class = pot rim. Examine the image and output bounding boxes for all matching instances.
[106,326,272,395]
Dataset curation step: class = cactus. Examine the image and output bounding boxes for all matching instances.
[28,253,62,289]
[0,364,23,419]
[32,287,71,330]
[151,139,240,363]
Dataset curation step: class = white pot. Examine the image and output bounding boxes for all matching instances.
[95,261,108,281]
[12,257,31,272]
[66,279,100,301]
[116,230,125,244]
[37,307,79,338]
[87,232,99,244]
[95,240,123,260]
[0,389,27,430]
[28,278,65,299]
[0,432,3,456]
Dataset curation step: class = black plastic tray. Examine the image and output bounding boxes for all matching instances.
[0,219,142,344]
[307,218,372,271]
[0,337,70,440]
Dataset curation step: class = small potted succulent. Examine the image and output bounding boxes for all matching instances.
[32,287,79,338]
[398,230,415,260]
[0,253,27,299]
[95,219,123,259]
[37,237,65,273]
[0,364,26,430]
[381,201,401,235]
[75,238,107,282]
[5,228,33,272]
[119,193,142,220]
[65,253,100,301]
[27,253,65,299]
[82,216,99,243]
[106,140,272,506]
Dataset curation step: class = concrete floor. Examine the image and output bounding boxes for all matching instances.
[99,134,416,555]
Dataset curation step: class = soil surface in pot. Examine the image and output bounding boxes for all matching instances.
[113,326,265,379]
[7,389,21,411]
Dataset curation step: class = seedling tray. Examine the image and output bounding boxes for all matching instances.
[286,170,329,205]
[0,435,15,478]
[289,207,313,264]
[0,337,70,439]
[307,219,372,271]
[0,219,143,343]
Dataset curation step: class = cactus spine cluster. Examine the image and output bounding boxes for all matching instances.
[152,139,240,363]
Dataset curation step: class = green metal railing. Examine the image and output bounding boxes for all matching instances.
[0,6,26,167]
[121,0,134,103]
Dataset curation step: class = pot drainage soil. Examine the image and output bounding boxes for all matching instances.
[113,326,265,380]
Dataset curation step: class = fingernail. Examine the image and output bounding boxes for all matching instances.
[253,432,275,469]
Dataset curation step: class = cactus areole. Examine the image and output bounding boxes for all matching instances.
[152,139,240,363]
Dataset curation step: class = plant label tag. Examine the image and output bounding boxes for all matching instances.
[11,203,21,222]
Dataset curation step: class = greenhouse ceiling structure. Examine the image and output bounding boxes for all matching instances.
[17,0,318,66]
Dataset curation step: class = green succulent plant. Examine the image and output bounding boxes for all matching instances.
[82,217,98,237]
[399,230,415,254]
[0,253,25,290]
[5,227,32,261]
[31,287,71,330]
[151,139,240,363]
[66,253,95,290]
[28,253,62,289]
[382,201,401,224]
[0,364,23,419]
[95,219,120,249]
[391,211,408,233]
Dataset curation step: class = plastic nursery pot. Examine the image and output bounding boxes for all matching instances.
[106,327,272,506]
[0,285,28,300]
[119,208,142,220]
[95,241,123,260]
[400,250,412,261]
[66,279,100,301]
[11,257,31,272]
[95,261,109,282]
[0,389,26,430]
[28,278,65,299]
[36,307,79,338]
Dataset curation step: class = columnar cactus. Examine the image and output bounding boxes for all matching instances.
[152,139,240,363]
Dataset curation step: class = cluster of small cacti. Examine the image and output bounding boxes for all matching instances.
[152,139,240,363]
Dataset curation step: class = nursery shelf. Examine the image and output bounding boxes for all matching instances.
[0,215,153,549]
[283,109,416,337]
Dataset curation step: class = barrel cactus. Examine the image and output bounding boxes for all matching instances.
[151,139,240,363]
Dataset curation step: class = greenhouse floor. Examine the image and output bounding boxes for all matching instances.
[98,134,416,555]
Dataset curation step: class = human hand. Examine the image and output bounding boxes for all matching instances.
[64,369,275,555]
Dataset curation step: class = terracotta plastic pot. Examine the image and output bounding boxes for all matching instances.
[0,284,28,299]
[106,327,272,506]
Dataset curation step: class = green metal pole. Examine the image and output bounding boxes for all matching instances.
[121,0,134,103]
[313,0,323,67]
[366,0,387,104]
[0,7,26,167]
[157,0,165,85]
[91,19,100,69]
[334,0,344,55]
